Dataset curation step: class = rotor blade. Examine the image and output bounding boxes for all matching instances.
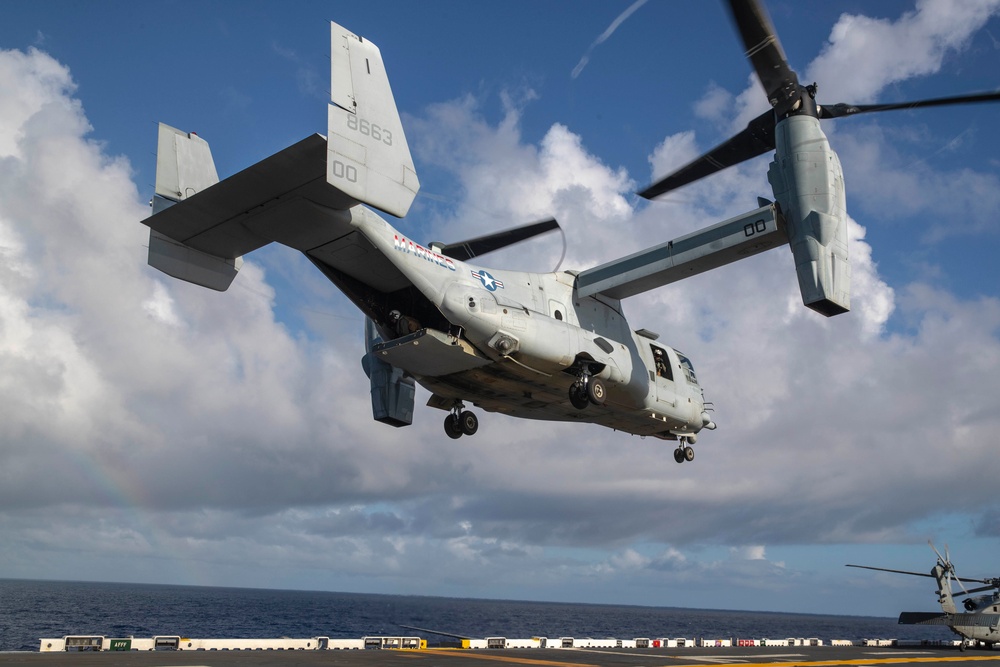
[846,564,936,579]
[959,583,999,596]
[726,0,800,112]
[434,218,559,262]
[639,109,775,199]
[946,542,973,597]
[819,90,1000,119]
[929,539,946,564]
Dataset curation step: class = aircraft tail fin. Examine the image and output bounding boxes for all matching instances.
[932,563,959,614]
[147,124,242,291]
[153,123,219,208]
[327,21,420,219]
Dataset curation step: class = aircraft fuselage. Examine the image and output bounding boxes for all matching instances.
[338,205,712,442]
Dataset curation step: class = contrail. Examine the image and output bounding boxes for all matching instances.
[571,0,648,79]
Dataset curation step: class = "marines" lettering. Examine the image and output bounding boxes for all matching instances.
[393,235,457,271]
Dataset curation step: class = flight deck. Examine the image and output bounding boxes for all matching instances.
[3,644,1000,667]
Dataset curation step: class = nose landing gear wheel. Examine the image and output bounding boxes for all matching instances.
[673,443,695,463]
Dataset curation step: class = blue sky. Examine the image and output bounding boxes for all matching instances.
[1,0,1000,621]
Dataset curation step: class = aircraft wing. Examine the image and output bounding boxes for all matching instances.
[575,204,786,300]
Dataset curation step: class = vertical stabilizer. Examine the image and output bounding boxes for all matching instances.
[932,563,958,614]
[147,123,240,291]
[327,21,420,218]
[154,123,219,204]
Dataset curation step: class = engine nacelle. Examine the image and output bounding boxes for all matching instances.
[768,114,851,316]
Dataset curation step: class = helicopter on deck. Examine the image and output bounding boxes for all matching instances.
[139,1,999,458]
[849,543,1000,651]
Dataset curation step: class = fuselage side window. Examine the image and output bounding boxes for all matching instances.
[651,344,672,381]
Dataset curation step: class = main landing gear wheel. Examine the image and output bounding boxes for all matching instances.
[459,410,479,436]
[569,375,606,410]
[444,414,463,439]
[587,378,606,405]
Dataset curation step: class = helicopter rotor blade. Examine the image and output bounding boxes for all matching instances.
[819,90,1000,119]
[638,3,1000,202]
[433,218,560,262]
[929,540,947,565]
[944,542,973,597]
[725,0,801,114]
[638,110,776,199]
[959,583,1000,597]
[846,564,936,579]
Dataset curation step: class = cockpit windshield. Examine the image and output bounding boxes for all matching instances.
[676,352,698,385]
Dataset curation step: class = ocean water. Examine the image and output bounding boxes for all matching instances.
[0,579,954,652]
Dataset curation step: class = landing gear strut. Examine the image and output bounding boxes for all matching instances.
[568,372,606,410]
[673,438,695,464]
[444,402,478,439]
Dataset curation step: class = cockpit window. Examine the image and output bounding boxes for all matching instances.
[676,352,698,385]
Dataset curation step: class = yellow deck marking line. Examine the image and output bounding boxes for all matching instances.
[659,656,1000,667]
[416,648,598,667]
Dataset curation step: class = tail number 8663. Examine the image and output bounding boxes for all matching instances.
[346,114,393,146]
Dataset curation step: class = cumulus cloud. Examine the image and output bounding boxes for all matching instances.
[806,0,1000,103]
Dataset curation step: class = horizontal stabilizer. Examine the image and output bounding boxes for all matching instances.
[143,134,358,258]
[575,205,785,300]
[327,21,419,218]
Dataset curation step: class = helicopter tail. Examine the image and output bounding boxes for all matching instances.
[931,561,958,614]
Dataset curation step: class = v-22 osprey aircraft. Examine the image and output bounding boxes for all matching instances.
[140,0,999,459]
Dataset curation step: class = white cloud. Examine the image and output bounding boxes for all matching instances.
[807,0,1000,103]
